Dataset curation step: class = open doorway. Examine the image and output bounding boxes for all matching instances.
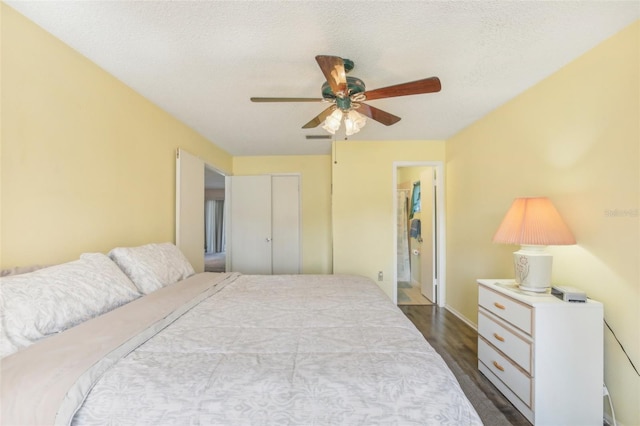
[204,166,226,272]
[393,161,446,307]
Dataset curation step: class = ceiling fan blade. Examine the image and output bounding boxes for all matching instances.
[251,97,323,102]
[363,77,441,101]
[302,106,335,129]
[316,55,347,96]
[357,103,401,126]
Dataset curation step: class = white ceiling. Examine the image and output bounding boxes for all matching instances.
[7,1,639,156]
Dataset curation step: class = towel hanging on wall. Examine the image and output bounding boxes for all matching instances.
[410,181,421,219]
[410,219,421,239]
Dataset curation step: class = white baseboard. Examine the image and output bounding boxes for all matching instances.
[604,413,621,426]
[444,304,477,331]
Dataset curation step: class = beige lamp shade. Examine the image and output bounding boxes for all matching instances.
[493,197,575,292]
[492,197,576,245]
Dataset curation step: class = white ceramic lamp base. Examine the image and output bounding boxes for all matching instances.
[513,245,552,292]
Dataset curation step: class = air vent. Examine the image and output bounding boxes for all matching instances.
[305,135,332,140]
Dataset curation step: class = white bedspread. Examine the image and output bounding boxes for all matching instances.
[72,274,481,425]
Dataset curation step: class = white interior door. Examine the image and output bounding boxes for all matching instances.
[228,175,272,274]
[271,175,300,274]
[420,169,435,302]
[176,149,204,273]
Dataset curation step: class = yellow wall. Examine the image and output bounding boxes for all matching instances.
[232,155,332,274]
[446,21,639,425]
[332,140,445,298]
[0,4,232,268]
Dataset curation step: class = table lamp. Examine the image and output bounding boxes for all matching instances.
[492,197,576,292]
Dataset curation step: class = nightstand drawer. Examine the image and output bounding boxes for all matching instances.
[478,337,532,408]
[478,310,532,374]
[478,285,532,335]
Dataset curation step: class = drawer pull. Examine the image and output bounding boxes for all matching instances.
[493,361,505,372]
[493,333,505,342]
[494,302,506,310]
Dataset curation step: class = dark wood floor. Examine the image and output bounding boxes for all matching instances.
[400,304,531,426]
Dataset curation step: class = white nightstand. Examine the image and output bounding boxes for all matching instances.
[477,279,603,425]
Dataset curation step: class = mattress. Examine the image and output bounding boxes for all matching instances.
[2,273,481,425]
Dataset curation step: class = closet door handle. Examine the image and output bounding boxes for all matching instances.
[265,237,272,242]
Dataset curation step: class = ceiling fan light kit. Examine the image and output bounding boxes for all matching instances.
[250,55,441,137]
[322,108,367,136]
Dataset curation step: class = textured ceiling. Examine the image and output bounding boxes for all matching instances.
[7,1,639,156]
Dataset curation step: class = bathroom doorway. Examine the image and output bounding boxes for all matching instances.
[393,162,445,307]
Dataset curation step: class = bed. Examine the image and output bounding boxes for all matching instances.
[0,243,481,425]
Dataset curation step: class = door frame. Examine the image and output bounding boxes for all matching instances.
[392,161,446,307]
[176,149,229,273]
[204,163,227,257]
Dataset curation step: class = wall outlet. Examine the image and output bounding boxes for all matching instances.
[378,271,383,281]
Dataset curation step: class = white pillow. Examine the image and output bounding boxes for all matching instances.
[0,253,140,358]
[107,243,195,295]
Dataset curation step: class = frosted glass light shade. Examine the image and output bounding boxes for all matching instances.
[493,197,575,292]
[344,110,367,136]
[322,109,366,136]
[322,109,343,134]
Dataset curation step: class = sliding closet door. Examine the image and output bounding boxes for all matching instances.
[228,175,273,274]
[176,149,204,273]
[228,175,300,274]
[271,175,300,274]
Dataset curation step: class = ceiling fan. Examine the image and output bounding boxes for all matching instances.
[250,55,441,136]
